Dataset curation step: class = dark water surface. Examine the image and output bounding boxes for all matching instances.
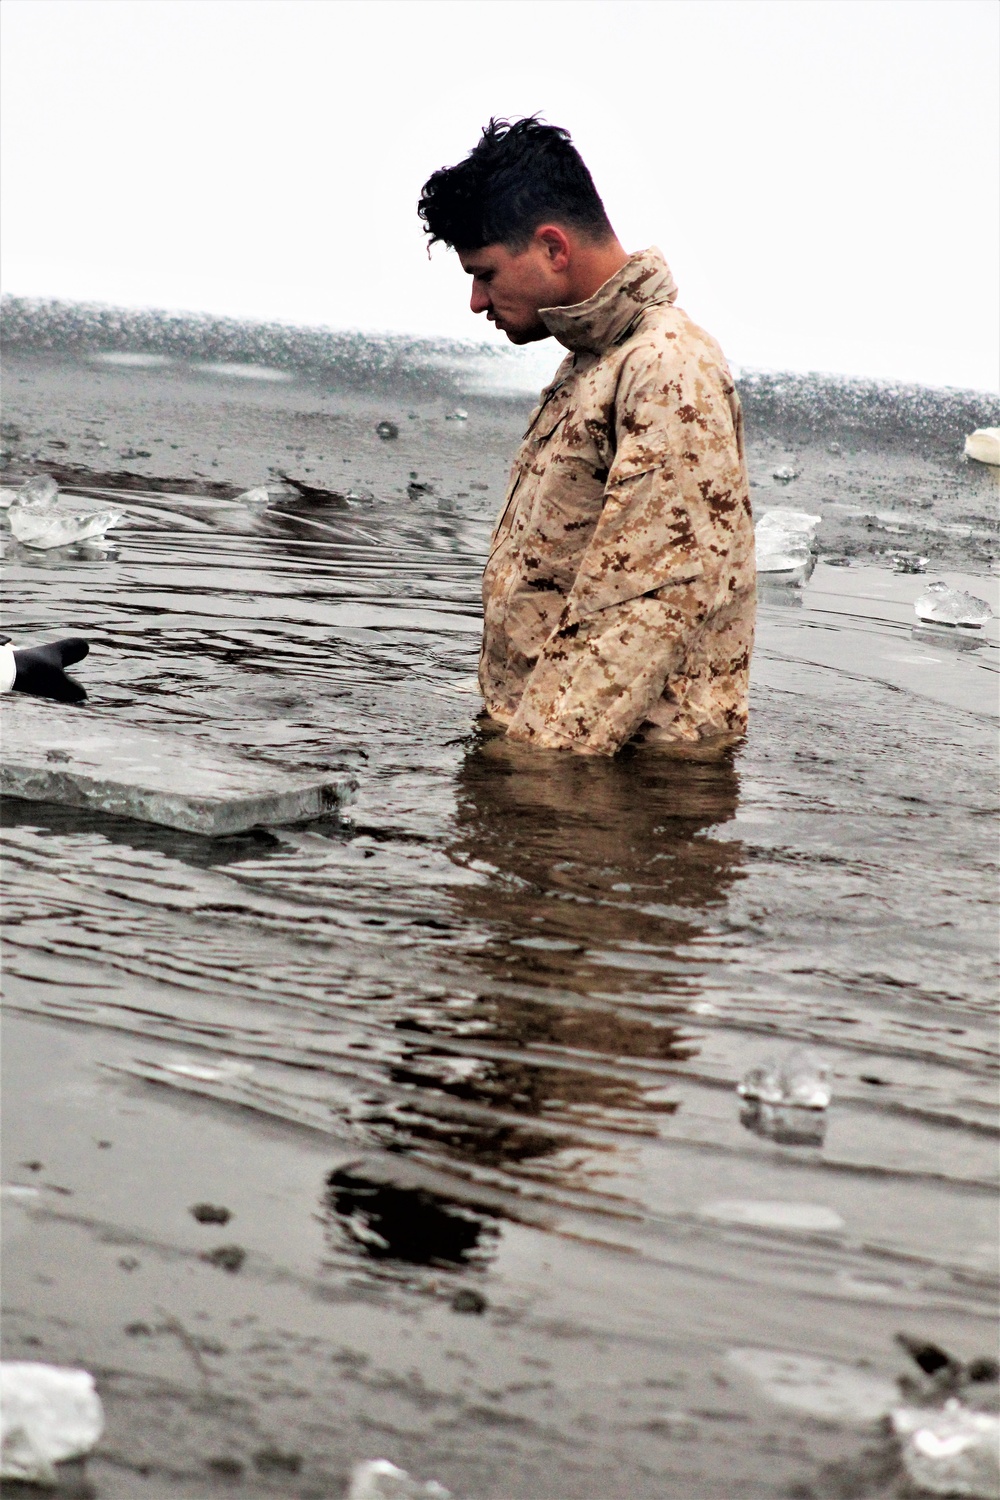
[1,392,998,1497]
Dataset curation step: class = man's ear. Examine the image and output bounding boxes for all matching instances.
[534,224,572,272]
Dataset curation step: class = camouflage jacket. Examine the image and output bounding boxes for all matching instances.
[479,246,755,756]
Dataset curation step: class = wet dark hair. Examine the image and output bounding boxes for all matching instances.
[417,117,614,252]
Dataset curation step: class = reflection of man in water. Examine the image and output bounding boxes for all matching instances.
[418,117,755,757]
[362,741,746,1177]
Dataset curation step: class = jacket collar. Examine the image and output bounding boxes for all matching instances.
[539,246,678,355]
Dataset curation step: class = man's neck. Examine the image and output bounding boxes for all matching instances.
[556,237,631,308]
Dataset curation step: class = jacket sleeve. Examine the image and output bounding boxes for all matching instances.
[506,339,749,756]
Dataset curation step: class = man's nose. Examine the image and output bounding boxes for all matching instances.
[470,281,491,315]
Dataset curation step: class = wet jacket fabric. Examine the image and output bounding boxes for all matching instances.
[479,247,755,757]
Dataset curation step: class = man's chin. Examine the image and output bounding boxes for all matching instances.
[500,321,551,346]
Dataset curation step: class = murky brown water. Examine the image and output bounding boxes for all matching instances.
[1,363,998,1498]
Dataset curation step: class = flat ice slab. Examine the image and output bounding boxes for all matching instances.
[1,700,352,835]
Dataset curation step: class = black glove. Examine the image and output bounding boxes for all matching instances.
[2,637,90,703]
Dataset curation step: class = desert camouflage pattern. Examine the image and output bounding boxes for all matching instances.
[480,246,755,757]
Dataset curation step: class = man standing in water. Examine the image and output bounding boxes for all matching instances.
[418,118,755,757]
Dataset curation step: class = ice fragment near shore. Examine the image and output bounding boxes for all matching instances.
[892,1401,1000,1499]
[349,1458,452,1500]
[739,1046,832,1108]
[0,1362,104,1484]
[754,508,821,580]
[964,427,1000,466]
[914,582,993,630]
[235,486,270,507]
[772,463,799,481]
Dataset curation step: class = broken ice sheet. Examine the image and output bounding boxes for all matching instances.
[914,581,993,630]
[727,1349,897,1423]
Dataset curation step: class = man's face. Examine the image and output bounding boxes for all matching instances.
[458,238,564,345]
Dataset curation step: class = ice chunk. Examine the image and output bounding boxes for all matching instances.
[162,1058,255,1084]
[9,504,123,550]
[964,427,1000,466]
[235,486,271,507]
[887,550,928,574]
[0,487,21,509]
[772,464,799,482]
[892,1401,1000,1498]
[914,581,993,630]
[738,1046,831,1108]
[0,1362,104,1484]
[727,1349,897,1423]
[700,1200,843,1232]
[348,1458,452,1500]
[755,508,822,581]
[445,408,469,421]
[1,698,355,836]
[16,475,59,509]
[375,421,399,440]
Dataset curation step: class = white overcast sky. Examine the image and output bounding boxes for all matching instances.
[1,0,998,391]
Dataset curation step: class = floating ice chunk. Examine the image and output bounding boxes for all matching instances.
[772,464,799,482]
[892,1401,1000,1498]
[16,475,59,509]
[445,408,469,421]
[9,504,124,550]
[0,1185,41,1204]
[964,427,1000,466]
[0,1363,104,1484]
[0,488,19,509]
[161,1058,255,1084]
[738,1046,831,1108]
[914,581,993,630]
[375,421,399,440]
[888,550,928,574]
[727,1349,897,1423]
[348,1458,453,1500]
[235,486,270,507]
[699,1200,844,1232]
[755,508,822,581]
